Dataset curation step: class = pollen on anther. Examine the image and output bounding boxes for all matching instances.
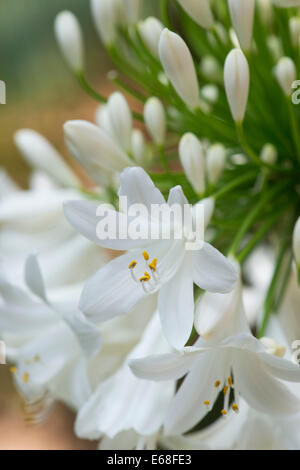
[129,260,137,270]
[149,258,157,272]
[215,380,221,388]
[223,385,229,395]
[221,409,227,416]
[203,400,210,406]
[232,404,239,413]
[139,272,151,282]
[228,377,233,386]
[142,251,150,261]
[10,366,17,374]
[23,372,30,384]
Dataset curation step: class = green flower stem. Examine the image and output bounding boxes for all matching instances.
[273,251,293,313]
[160,0,171,28]
[158,145,170,174]
[77,72,106,103]
[212,171,257,201]
[288,100,300,163]
[112,76,147,104]
[228,183,289,258]
[258,239,290,338]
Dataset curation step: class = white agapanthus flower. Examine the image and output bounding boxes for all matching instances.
[64,167,237,349]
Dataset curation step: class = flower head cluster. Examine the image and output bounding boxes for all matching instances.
[2,0,300,450]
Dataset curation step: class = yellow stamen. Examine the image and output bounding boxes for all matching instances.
[23,372,29,384]
[129,260,137,270]
[149,258,157,272]
[139,272,151,282]
[221,409,227,416]
[10,366,17,374]
[203,400,210,406]
[214,380,221,388]
[223,385,229,395]
[232,404,239,413]
[142,251,150,261]
[228,377,233,387]
[33,355,40,362]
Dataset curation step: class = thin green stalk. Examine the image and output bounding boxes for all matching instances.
[288,100,300,163]
[258,240,290,338]
[273,251,293,313]
[212,171,257,201]
[160,0,171,28]
[77,72,106,103]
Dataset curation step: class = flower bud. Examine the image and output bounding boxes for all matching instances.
[131,129,150,166]
[207,144,226,185]
[91,0,118,46]
[179,133,205,195]
[293,217,300,268]
[138,17,164,58]
[64,120,132,186]
[159,29,199,110]
[107,92,133,152]
[200,56,222,82]
[201,85,219,104]
[176,0,214,29]
[275,57,296,96]
[257,0,273,26]
[272,0,300,7]
[54,11,84,73]
[95,104,114,136]
[14,129,79,187]
[144,97,166,146]
[260,143,278,165]
[228,0,255,52]
[289,17,300,48]
[267,35,283,61]
[224,48,250,123]
[123,0,141,25]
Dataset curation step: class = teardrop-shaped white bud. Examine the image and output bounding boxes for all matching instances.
[260,143,278,165]
[207,144,226,185]
[224,48,250,123]
[131,129,151,166]
[123,0,141,25]
[14,129,79,187]
[64,120,132,187]
[107,92,133,152]
[176,0,214,29]
[159,29,200,110]
[200,56,222,82]
[293,217,300,266]
[179,133,206,195]
[54,11,84,73]
[91,0,118,45]
[228,0,255,52]
[275,57,296,96]
[144,97,166,145]
[138,17,164,58]
[289,17,300,48]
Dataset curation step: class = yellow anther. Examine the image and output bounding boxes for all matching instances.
[23,372,30,384]
[129,260,137,270]
[142,251,150,261]
[10,366,17,374]
[33,355,40,362]
[214,380,221,388]
[223,385,229,395]
[139,272,151,282]
[221,409,227,416]
[203,400,210,406]
[149,258,157,272]
[232,404,239,413]
[228,377,233,387]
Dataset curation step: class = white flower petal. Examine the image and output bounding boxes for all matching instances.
[119,167,165,210]
[259,352,300,383]
[193,242,238,293]
[24,254,47,302]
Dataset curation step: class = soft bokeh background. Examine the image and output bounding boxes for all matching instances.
[0,0,156,450]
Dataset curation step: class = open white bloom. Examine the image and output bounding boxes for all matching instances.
[176,0,214,30]
[64,120,132,187]
[107,92,133,153]
[75,313,174,442]
[159,29,200,110]
[224,48,250,124]
[275,57,296,96]
[54,11,84,73]
[138,17,164,59]
[131,288,300,434]
[179,133,206,195]
[64,167,237,349]
[228,0,255,52]
[144,97,166,146]
[207,144,226,185]
[14,129,79,188]
[90,0,119,45]
[0,256,102,411]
